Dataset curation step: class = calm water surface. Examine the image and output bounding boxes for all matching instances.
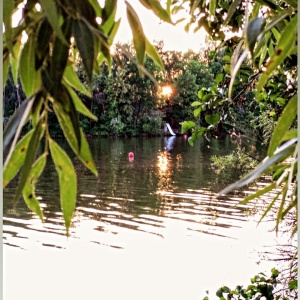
[4,136,281,300]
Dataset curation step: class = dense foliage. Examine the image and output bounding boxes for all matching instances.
[179,0,297,237]
[203,267,297,300]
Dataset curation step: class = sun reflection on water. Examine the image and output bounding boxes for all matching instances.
[156,150,175,199]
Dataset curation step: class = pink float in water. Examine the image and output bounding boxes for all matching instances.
[128,152,134,162]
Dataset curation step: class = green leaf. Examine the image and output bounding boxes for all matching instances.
[205,114,220,125]
[63,64,91,97]
[215,73,224,84]
[258,41,268,67]
[49,139,77,233]
[107,18,121,44]
[13,119,44,209]
[3,55,9,88]
[218,139,296,196]
[139,0,173,24]
[126,1,146,65]
[188,127,207,145]
[22,154,47,222]
[102,3,117,34]
[251,2,261,19]
[228,50,248,98]
[63,82,97,121]
[102,0,117,22]
[288,280,298,290]
[3,0,14,29]
[271,268,280,277]
[194,107,202,117]
[191,101,201,107]
[53,86,81,154]
[31,91,44,127]
[35,17,53,70]
[276,185,287,232]
[257,15,297,93]
[73,19,95,84]
[19,35,41,97]
[3,130,34,188]
[282,198,297,220]
[246,17,265,57]
[202,94,215,103]
[255,190,279,224]
[9,38,22,84]
[181,121,196,133]
[3,0,15,53]
[3,98,31,153]
[209,0,216,16]
[88,0,102,17]
[197,88,207,99]
[50,17,72,95]
[271,27,281,42]
[268,95,297,156]
[39,0,68,45]
[78,129,98,176]
[145,38,165,70]
[240,182,277,204]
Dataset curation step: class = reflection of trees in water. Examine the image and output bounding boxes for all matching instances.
[4,137,273,248]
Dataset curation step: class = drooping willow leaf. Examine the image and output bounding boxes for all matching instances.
[224,0,242,25]
[3,98,30,153]
[50,17,72,96]
[13,119,44,209]
[19,35,41,97]
[139,0,173,24]
[22,154,47,222]
[49,139,77,233]
[102,2,117,34]
[268,94,297,156]
[73,19,95,85]
[209,0,217,17]
[239,182,277,204]
[3,130,34,188]
[10,38,22,84]
[217,138,297,196]
[63,64,91,97]
[3,53,9,88]
[257,191,280,225]
[3,0,15,54]
[102,0,117,22]
[256,15,297,93]
[53,85,81,154]
[246,17,265,58]
[63,82,97,121]
[39,0,68,45]
[35,17,53,70]
[145,37,165,70]
[126,1,146,66]
[77,129,98,176]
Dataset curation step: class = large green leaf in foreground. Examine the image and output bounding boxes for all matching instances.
[49,139,77,233]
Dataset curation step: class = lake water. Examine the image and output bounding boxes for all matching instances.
[3,136,282,300]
